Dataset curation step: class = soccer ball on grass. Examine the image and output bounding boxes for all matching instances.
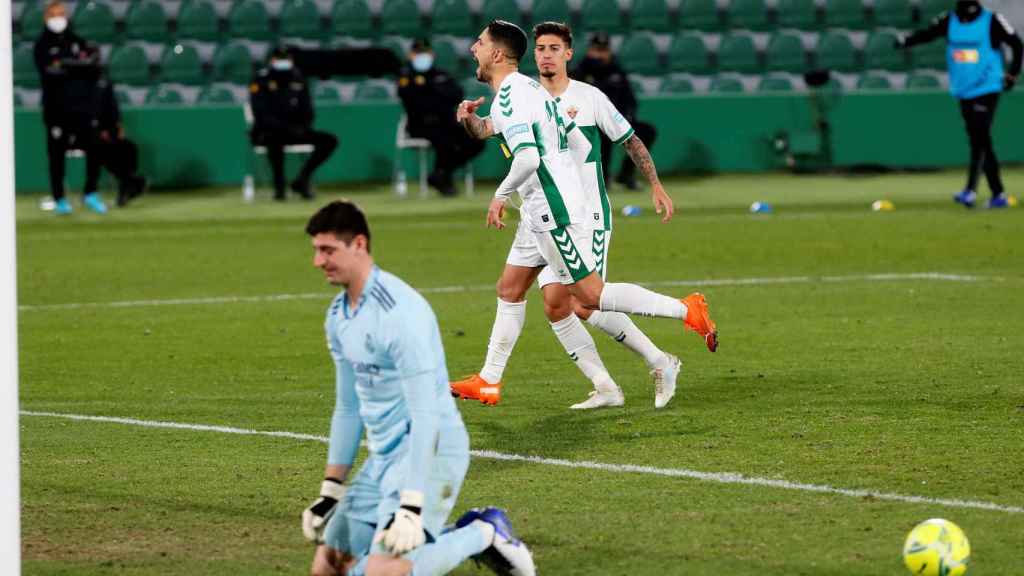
[902,518,970,576]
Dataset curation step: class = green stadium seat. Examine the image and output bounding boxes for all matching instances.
[378,38,407,62]
[864,31,906,71]
[910,40,945,70]
[108,45,151,86]
[197,84,237,103]
[519,39,539,74]
[678,0,720,31]
[823,0,868,30]
[125,1,168,43]
[658,76,695,94]
[766,32,805,73]
[618,33,661,75]
[776,0,817,30]
[176,0,220,42]
[857,73,892,90]
[717,34,760,73]
[873,0,912,29]
[380,0,421,37]
[815,31,858,73]
[906,72,941,90]
[579,0,626,35]
[145,84,186,105]
[918,0,949,24]
[758,75,795,92]
[629,0,672,33]
[532,0,571,26]
[430,37,461,75]
[481,0,523,27]
[353,82,392,101]
[73,1,117,43]
[727,0,770,31]
[710,75,745,93]
[431,0,474,37]
[213,43,254,84]
[19,2,45,41]
[160,43,205,85]
[313,82,343,103]
[228,0,272,41]
[279,0,323,41]
[331,0,374,39]
[13,44,38,89]
[667,33,711,75]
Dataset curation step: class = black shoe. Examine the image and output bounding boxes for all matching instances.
[427,172,457,197]
[290,178,314,200]
[116,175,147,207]
[615,173,639,191]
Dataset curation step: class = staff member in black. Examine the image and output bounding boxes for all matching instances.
[574,32,658,191]
[897,0,1022,209]
[397,38,485,197]
[249,47,338,201]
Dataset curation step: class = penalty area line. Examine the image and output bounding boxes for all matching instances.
[20,410,1024,516]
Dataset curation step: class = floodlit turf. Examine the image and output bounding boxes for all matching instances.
[17,169,1024,575]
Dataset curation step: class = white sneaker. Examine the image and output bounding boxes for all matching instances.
[653,353,681,409]
[570,385,624,410]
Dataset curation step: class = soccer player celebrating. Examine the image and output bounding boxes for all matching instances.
[450,20,718,409]
[302,200,535,576]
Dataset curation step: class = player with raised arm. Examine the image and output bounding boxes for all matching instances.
[451,21,715,409]
[302,200,535,576]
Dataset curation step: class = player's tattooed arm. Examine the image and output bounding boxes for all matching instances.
[623,134,674,222]
[457,97,495,139]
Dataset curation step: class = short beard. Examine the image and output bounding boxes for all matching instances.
[476,65,490,83]
[540,70,556,78]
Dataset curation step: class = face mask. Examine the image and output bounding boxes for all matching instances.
[46,16,68,34]
[271,59,293,72]
[411,54,434,73]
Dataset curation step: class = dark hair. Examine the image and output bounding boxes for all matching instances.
[486,19,528,62]
[533,21,573,49]
[305,200,371,252]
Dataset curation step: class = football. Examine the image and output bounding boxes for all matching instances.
[902,518,971,576]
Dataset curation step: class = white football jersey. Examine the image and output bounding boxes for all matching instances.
[490,72,585,232]
[557,80,634,231]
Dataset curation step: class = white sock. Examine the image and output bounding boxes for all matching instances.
[586,310,668,370]
[550,314,616,391]
[599,283,687,319]
[480,298,526,384]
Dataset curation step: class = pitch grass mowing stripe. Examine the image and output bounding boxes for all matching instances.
[17,272,993,312]
[21,410,1024,516]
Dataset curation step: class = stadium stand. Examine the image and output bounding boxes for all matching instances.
[176,0,221,42]
[679,0,720,31]
[766,32,806,73]
[758,74,796,92]
[824,0,869,29]
[13,44,38,89]
[857,73,893,90]
[124,1,169,43]
[108,44,152,86]
[279,0,323,42]
[630,0,673,33]
[618,32,662,75]
[73,1,118,43]
[667,32,711,75]
[213,42,255,84]
[728,0,771,32]
[431,0,474,37]
[580,0,625,35]
[531,0,571,28]
[379,0,420,38]
[777,0,818,30]
[718,33,761,74]
[228,0,272,41]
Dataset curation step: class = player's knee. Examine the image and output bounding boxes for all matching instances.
[572,299,593,320]
[543,298,572,322]
[496,279,527,303]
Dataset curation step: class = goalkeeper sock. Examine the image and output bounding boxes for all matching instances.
[599,283,687,320]
[586,310,668,370]
[411,521,492,576]
[551,314,615,389]
[480,298,526,385]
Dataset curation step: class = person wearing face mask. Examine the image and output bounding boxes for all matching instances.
[573,32,657,192]
[396,38,485,197]
[896,0,1023,209]
[249,46,339,201]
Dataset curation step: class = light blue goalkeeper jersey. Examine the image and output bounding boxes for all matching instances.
[324,266,466,495]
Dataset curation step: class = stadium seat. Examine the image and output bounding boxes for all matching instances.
[758,75,795,91]
[906,72,941,90]
[873,0,913,29]
[176,0,220,42]
[717,34,760,73]
[864,31,906,71]
[766,32,806,73]
[380,0,421,37]
[481,0,523,28]
[431,37,461,75]
[776,0,818,30]
[228,0,272,41]
[197,84,237,103]
[353,82,392,100]
[461,78,491,113]
[579,0,626,35]
[430,0,474,37]
[630,0,672,33]
[815,31,858,73]
[125,1,169,43]
[532,0,571,26]
[918,0,949,24]
[279,0,323,41]
[108,44,152,86]
[658,76,695,94]
[823,0,868,30]
[145,84,187,105]
[678,0,720,31]
[331,0,374,39]
[313,81,343,103]
[19,2,44,41]
[667,32,711,75]
[856,73,891,90]
[710,75,745,92]
[160,43,205,85]
[727,0,771,31]
[73,1,117,43]
[213,42,254,84]
[910,40,945,70]
[379,38,407,62]
[618,33,661,75]
[13,44,39,88]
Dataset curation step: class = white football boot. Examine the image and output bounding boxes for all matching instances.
[570,380,624,410]
[653,353,681,409]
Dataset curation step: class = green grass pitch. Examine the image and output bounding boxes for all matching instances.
[16,168,1024,575]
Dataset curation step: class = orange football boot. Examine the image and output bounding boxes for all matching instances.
[681,292,718,352]
[450,374,502,406]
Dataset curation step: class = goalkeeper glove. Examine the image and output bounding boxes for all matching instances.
[301,478,346,543]
[375,490,426,556]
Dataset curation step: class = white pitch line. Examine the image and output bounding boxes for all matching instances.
[21,410,1024,515]
[16,272,996,312]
